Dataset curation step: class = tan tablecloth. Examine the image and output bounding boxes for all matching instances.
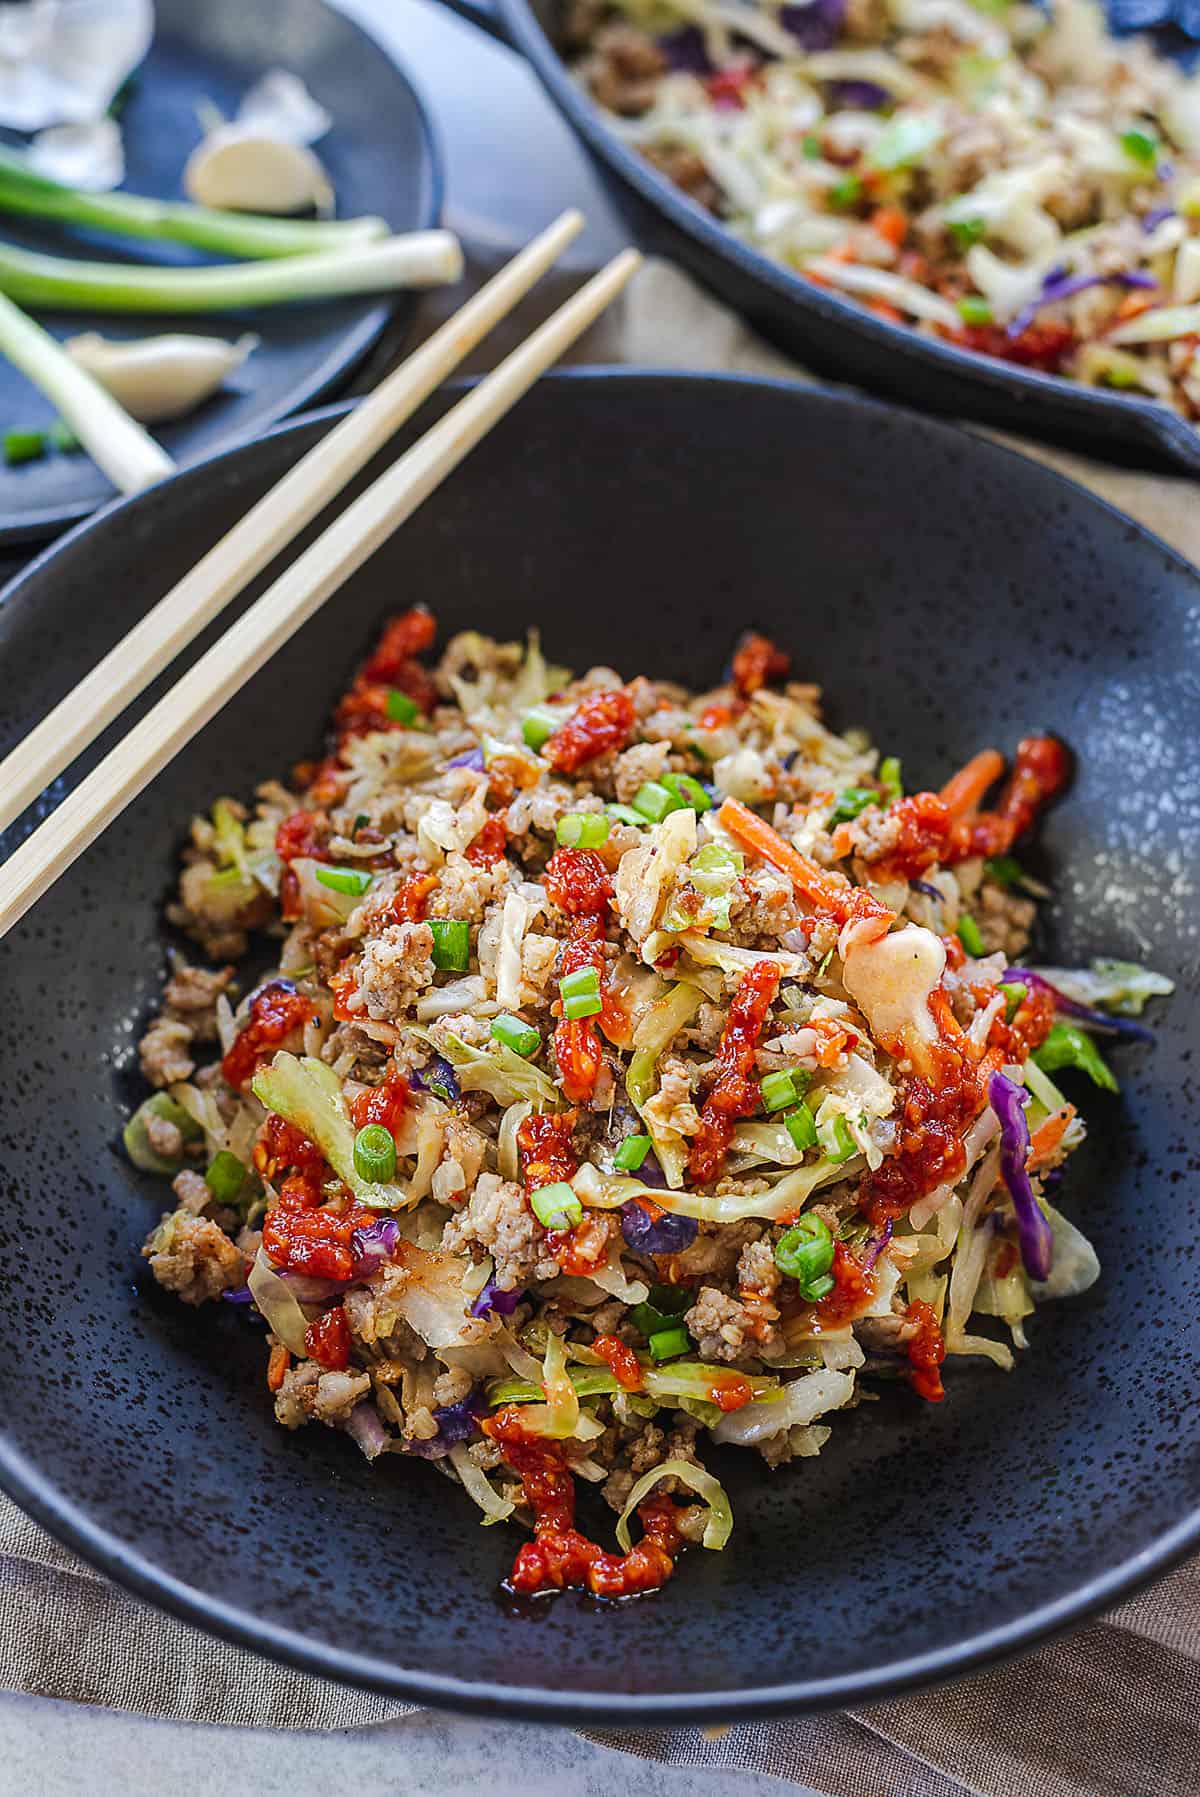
[3,258,1197,1797]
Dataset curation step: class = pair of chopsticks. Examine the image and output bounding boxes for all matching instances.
[0,212,640,940]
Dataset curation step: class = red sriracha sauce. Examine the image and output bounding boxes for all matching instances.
[305,1305,352,1371]
[543,689,636,775]
[731,631,790,697]
[688,959,781,1186]
[592,1334,644,1392]
[348,1065,410,1138]
[261,1193,378,1282]
[517,1110,578,1194]
[904,1299,946,1403]
[221,979,315,1089]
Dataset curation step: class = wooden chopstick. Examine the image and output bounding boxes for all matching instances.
[0,208,586,838]
[0,246,641,942]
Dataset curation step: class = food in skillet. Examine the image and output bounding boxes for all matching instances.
[567,0,1200,417]
[128,611,1170,1597]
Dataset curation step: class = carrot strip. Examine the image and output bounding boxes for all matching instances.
[871,206,908,248]
[267,1343,290,1392]
[717,797,892,927]
[939,749,1005,821]
[1028,1103,1076,1170]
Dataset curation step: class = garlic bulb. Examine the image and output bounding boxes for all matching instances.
[27,116,124,191]
[64,331,258,424]
[0,0,151,131]
[183,128,333,216]
[235,69,331,146]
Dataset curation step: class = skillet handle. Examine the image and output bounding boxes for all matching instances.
[431,0,512,44]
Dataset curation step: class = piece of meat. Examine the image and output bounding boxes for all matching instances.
[441,1172,560,1290]
[142,1209,244,1305]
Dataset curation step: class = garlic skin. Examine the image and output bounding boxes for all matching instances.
[183,129,333,217]
[27,116,124,191]
[235,69,331,146]
[64,332,258,424]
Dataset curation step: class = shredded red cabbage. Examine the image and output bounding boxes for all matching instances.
[781,0,845,50]
[658,24,713,71]
[404,1387,487,1458]
[911,878,943,901]
[621,1197,698,1255]
[636,1148,668,1190]
[830,78,890,107]
[1143,205,1176,231]
[221,1285,254,1305]
[469,1279,524,1319]
[862,1217,894,1270]
[1008,269,1157,338]
[445,748,485,771]
[350,1217,402,1275]
[411,1054,462,1102]
[1004,966,1154,1042]
[989,1071,1053,1282]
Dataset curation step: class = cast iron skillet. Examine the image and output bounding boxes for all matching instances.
[436,0,1200,476]
[0,373,1196,1721]
[0,0,443,546]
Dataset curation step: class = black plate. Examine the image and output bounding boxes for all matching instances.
[0,0,442,545]
[0,374,1196,1721]
[438,0,1200,476]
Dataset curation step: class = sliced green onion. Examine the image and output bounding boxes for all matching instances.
[760,1069,799,1113]
[315,865,373,897]
[956,912,985,957]
[985,855,1023,885]
[631,1300,676,1337]
[531,1181,583,1230]
[1033,1021,1118,1093]
[632,780,682,823]
[521,704,563,751]
[803,133,822,159]
[868,114,943,171]
[353,1123,397,1183]
[351,813,370,838]
[48,417,80,452]
[607,802,649,828]
[829,786,878,826]
[661,771,712,813]
[385,688,419,725]
[803,1273,835,1300]
[429,918,470,972]
[1120,127,1157,166]
[829,174,862,209]
[948,216,987,251]
[819,1112,858,1164]
[648,1325,691,1362]
[785,1103,818,1152]
[1000,980,1027,1023]
[3,427,44,465]
[560,965,602,1020]
[774,1214,835,1294]
[614,1133,653,1172]
[556,811,610,849]
[490,1013,541,1058]
[957,295,993,325]
[878,756,903,802]
[205,1149,247,1205]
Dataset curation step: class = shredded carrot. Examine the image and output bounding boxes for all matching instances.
[267,1343,290,1392]
[1115,291,1154,322]
[828,239,858,263]
[717,798,893,928]
[868,299,904,322]
[871,206,908,248]
[1028,1104,1077,1170]
[939,749,1005,821]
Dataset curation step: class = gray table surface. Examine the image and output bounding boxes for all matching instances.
[0,1,816,1790]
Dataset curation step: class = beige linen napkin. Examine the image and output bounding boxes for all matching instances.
[3,258,1197,1796]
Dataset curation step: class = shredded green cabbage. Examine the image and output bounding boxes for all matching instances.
[614,1458,733,1553]
[424,1030,561,1109]
[250,1052,412,1207]
[123,1092,203,1174]
[248,1249,311,1356]
[572,1157,855,1225]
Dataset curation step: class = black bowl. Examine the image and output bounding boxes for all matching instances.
[437,0,1200,476]
[0,373,1196,1721]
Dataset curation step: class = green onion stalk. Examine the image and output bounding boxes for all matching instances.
[0,231,464,314]
[0,291,172,493]
[0,149,388,261]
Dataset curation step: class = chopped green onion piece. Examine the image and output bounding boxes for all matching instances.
[1033,1021,1118,1093]
[560,964,602,1020]
[775,1214,835,1293]
[693,843,742,873]
[948,216,987,250]
[315,865,373,897]
[648,1325,691,1362]
[1121,127,1157,166]
[607,803,648,828]
[632,780,683,823]
[803,133,822,159]
[820,1113,858,1164]
[353,1123,397,1183]
[530,1181,583,1230]
[803,1273,836,1301]
[649,1282,690,1314]
[785,1103,818,1151]
[204,1149,247,1205]
[48,417,79,452]
[760,1069,799,1113]
[490,1013,541,1058]
[957,295,993,325]
[556,811,610,849]
[614,1133,652,1172]
[956,913,985,957]
[631,1301,676,1337]
[868,113,943,171]
[985,855,1023,885]
[3,427,45,465]
[829,174,862,209]
[385,688,420,725]
[878,755,903,801]
[661,771,712,813]
[829,786,878,826]
[1000,980,1027,1023]
[429,918,470,972]
[521,705,562,751]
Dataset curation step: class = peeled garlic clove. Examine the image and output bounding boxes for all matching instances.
[183,127,333,216]
[64,332,258,424]
[235,69,332,146]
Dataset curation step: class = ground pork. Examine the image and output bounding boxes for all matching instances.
[427,853,510,923]
[685,1284,779,1363]
[612,740,671,804]
[642,1054,702,1139]
[352,922,435,1020]
[171,1168,211,1212]
[142,1209,244,1304]
[670,1220,762,1285]
[144,1111,184,1162]
[138,1016,197,1088]
[432,1366,474,1407]
[161,962,234,1039]
[441,1172,560,1289]
[642,142,725,213]
[737,1237,782,1299]
[582,22,671,119]
[430,1116,489,1206]
[840,805,901,864]
[273,1361,371,1430]
[975,880,1037,958]
[600,1416,700,1512]
[726,864,814,946]
[167,860,272,961]
[343,1268,430,1355]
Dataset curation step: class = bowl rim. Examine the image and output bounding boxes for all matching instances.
[1,369,1198,1722]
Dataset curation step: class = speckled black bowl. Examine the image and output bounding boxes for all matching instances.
[0,373,1196,1722]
